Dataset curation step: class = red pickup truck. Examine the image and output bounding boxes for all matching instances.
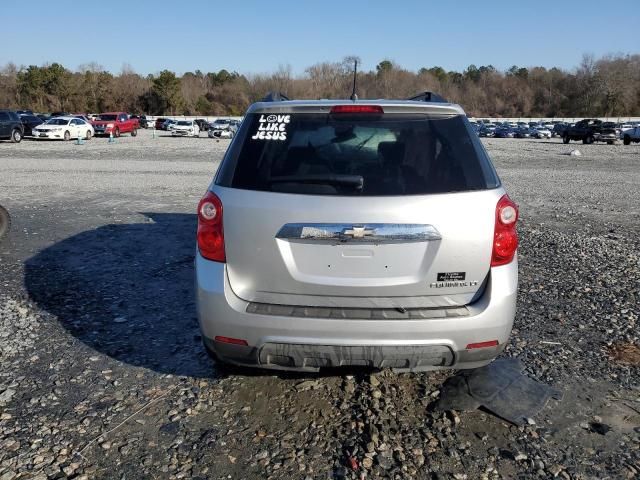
[92,112,138,137]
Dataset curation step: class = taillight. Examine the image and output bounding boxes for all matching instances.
[491,194,519,267]
[197,191,225,262]
[330,105,384,114]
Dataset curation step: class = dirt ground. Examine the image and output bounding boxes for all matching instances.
[0,130,638,479]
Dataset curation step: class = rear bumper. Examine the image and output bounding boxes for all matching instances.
[195,252,517,372]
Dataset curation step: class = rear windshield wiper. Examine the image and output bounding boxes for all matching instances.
[267,174,364,190]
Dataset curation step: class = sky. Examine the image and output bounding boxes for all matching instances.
[2,0,638,76]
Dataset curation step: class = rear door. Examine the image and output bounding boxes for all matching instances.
[0,112,10,137]
[215,108,502,308]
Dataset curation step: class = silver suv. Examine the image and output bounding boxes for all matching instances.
[195,95,519,372]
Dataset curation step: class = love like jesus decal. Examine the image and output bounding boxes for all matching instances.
[251,114,290,141]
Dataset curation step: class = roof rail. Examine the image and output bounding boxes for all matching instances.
[261,92,290,102]
[407,91,448,103]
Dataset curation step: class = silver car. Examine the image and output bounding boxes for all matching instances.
[196,97,519,372]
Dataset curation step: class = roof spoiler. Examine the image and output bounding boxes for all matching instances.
[261,92,290,102]
[407,91,448,103]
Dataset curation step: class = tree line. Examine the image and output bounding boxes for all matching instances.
[0,53,638,118]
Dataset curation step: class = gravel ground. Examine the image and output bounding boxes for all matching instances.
[0,130,639,480]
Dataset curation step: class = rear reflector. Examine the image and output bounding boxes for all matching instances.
[465,340,499,350]
[330,105,384,114]
[214,336,248,346]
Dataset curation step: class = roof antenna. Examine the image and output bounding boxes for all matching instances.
[350,59,358,101]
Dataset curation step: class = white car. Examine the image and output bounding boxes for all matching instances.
[208,118,239,139]
[33,116,95,140]
[170,120,200,137]
[532,126,552,139]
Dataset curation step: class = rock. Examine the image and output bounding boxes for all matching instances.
[362,457,373,469]
[255,450,269,460]
[0,389,16,405]
[548,464,564,477]
[369,375,380,387]
[515,452,528,461]
[295,380,320,392]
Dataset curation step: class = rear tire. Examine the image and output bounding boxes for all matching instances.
[10,129,22,143]
[131,128,137,137]
[114,128,120,138]
[0,205,10,241]
[584,135,594,144]
[623,136,631,145]
[563,134,569,144]
[607,140,614,145]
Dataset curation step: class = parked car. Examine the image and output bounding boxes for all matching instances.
[563,119,617,144]
[622,125,640,145]
[33,116,94,140]
[73,114,93,123]
[92,112,138,137]
[493,127,515,138]
[19,114,44,136]
[37,114,51,122]
[171,120,200,137]
[513,127,533,138]
[552,123,568,137]
[195,119,209,132]
[163,119,177,131]
[601,122,621,139]
[478,124,496,137]
[130,115,148,129]
[208,118,239,138]
[154,117,168,130]
[50,112,70,118]
[195,95,519,371]
[0,110,24,143]
[532,126,552,139]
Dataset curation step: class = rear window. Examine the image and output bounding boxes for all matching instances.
[219,113,499,196]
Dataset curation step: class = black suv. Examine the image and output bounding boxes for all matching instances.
[195,119,209,132]
[0,110,24,143]
[131,115,148,129]
[563,119,617,144]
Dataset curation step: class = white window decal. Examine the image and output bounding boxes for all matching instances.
[251,114,290,141]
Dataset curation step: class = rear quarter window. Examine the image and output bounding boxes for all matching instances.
[218,113,500,196]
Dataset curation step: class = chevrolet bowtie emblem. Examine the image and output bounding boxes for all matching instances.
[342,226,375,238]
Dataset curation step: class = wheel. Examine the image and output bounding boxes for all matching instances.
[623,136,631,145]
[607,140,614,145]
[10,129,22,143]
[85,130,92,140]
[131,128,137,137]
[114,128,120,138]
[0,204,10,241]
[586,136,594,144]
[63,130,70,141]
[563,134,569,144]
